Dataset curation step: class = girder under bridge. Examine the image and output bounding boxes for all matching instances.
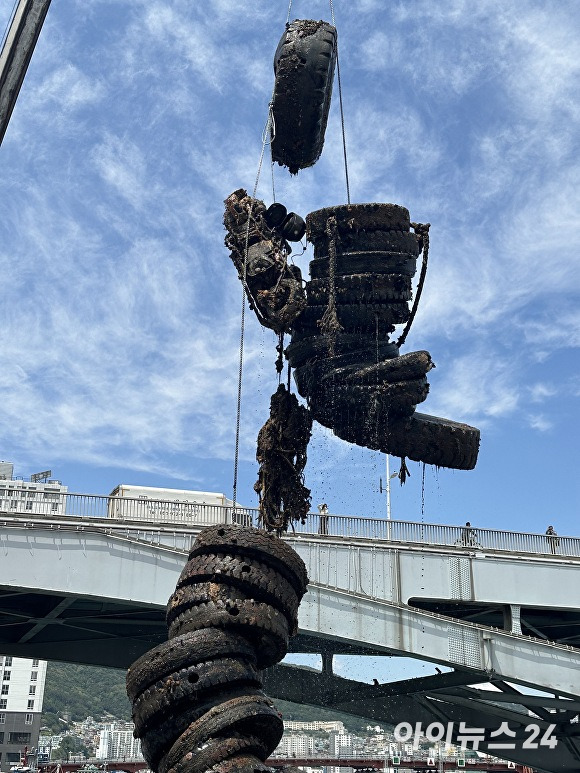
[0,507,579,772]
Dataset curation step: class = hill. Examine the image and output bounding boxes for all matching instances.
[42,662,384,735]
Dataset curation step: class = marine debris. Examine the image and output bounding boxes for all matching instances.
[254,384,313,534]
[287,203,481,470]
[271,20,337,173]
[224,189,306,335]
[127,525,308,773]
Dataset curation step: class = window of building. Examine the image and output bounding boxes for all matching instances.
[7,752,23,762]
[29,686,36,695]
[26,501,33,510]
[0,733,3,744]
[31,671,37,681]
[27,700,34,710]
[4,658,11,667]
[9,732,31,745]
[3,671,10,680]
[0,700,6,710]
[25,714,33,725]
[32,659,39,667]
[0,713,5,723]
[1,685,9,696]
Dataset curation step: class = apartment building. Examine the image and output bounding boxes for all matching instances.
[96,723,142,760]
[0,463,57,771]
[0,656,48,771]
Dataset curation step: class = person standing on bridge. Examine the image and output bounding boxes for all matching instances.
[318,502,329,535]
[462,521,477,547]
[546,525,559,554]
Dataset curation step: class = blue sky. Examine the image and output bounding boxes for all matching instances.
[1,0,579,542]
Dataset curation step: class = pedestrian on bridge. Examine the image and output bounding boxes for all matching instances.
[462,521,477,547]
[546,525,559,554]
[318,502,329,535]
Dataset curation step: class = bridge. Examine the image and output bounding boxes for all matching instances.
[37,758,534,772]
[1,495,579,773]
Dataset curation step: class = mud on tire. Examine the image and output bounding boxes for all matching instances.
[271,20,337,173]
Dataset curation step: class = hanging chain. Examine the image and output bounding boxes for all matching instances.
[286,0,293,25]
[329,0,351,204]
[396,223,430,349]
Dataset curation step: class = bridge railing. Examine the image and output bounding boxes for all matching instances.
[2,492,579,558]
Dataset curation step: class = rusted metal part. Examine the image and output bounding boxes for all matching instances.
[224,189,306,334]
[285,203,481,471]
[254,384,313,534]
[128,526,309,773]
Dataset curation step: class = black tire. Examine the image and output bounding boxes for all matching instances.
[167,599,289,668]
[307,273,412,305]
[139,686,266,770]
[313,350,434,387]
[310,378,429,420]
[286,334,399,370]
[296,302,410,331]
[306,203,411,237]
[126,629,256,702]
[319,409,480,470]
[210,754,273,773]
[190,525,308,595]
[163,735,269,773]
[271,20,337,173]
[161,695,283,773]
[167,576,300,635]
[309,252,418,280]
[174,553,301,629]
[131,657,261,735]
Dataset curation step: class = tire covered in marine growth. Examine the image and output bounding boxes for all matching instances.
[271,19,337,174]
[127,525,309,773]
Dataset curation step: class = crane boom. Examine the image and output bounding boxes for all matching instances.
[0,0,52,145]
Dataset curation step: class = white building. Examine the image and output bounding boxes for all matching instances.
[275,734,315,757]
[0,464,57,772]
[329,732,354,757]
[283,720,346,734]
[97,723,142,760]
[0,655,48,772]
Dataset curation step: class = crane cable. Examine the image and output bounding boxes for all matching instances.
[232,0,294,512]
[329,0,351,204]
[233,0,351,508]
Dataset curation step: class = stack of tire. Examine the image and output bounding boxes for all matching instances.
[127,525,308,773]
[286,203,480,471]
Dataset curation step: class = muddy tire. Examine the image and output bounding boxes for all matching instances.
[167,598,290,668]
[307,273,412,305]
[160,695,283,773]
[286,334,399,370]
[164,735,269,773]
[139,686,266,770]
[320,409,480,471]
[174,553,301,629]
[126,629,256,702]
[309,252,418,280]
[296,302,410,331]
[132,657,261,736]
[307,203,411,237]
[310,378,429,420]
[271,20,337,173]
[190,525,308,596]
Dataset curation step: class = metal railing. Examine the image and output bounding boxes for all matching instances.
[1,492,578,558]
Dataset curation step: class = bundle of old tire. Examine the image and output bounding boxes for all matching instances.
[127,524,308,773]
[286,203,480,471]
[271,20,337,174]
[224,189,307,334]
